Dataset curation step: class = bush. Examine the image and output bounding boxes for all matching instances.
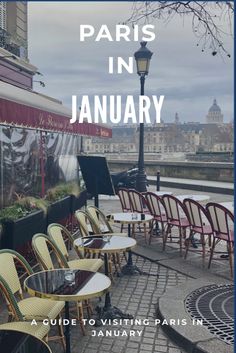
[46,182,81,203]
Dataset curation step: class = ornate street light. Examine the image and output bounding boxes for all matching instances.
[134,41,153,192]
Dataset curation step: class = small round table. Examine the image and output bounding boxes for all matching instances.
[24,269,111,353]
[74,235,136,320]
[154,191,173,196]
[0,329,52,353]
[111,213,153,275]
[219,202,234,213]
[177,194,210,203]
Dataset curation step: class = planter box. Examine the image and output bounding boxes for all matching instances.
[0,210,46,250]
[71,190,87,213]
[47,196,71,224]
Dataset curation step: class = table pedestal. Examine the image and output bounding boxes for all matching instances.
[121,224,142,275]
[96,253,133,322]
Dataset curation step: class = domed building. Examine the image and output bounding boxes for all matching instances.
[206,99,223,124]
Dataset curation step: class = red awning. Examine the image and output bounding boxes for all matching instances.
[0,82,112,138]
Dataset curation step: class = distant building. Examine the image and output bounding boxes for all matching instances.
[0,2,28,59]
[206,99,223,124]
[84,108,233,156]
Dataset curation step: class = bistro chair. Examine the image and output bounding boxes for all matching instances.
[47,223,103,270]
[145,192,167,245]
[32,233,103,273]
[128,189,150,242]
[0,273,57,345]
[32,233,101,335]
[183,199,213,263]
[86,205,126,236]
[75,210,100,237]
[117,188,132,213]
[0,249,65,349]
[85,207,128,275]
[117,188,132,232]
[162,194,190,256]
[206,203,234,278]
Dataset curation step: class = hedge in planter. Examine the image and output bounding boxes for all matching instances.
[0,197,47,250]
[46,182,85,224]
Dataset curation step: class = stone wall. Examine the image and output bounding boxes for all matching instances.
[108,160,233,182]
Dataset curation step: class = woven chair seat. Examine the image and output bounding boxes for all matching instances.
[18,297,65,321]
[0,321,50,340]
[68,258,103,272]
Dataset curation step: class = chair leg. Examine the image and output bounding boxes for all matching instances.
[144,223,147,243]
[57,314,66,352]
[149,220,154,245]
[184,230,193,260]
[179,228,183,256]
[208,237,216,269]
[77,303,86,336]
[163,224,170,251]
[201,234,206,267]
[228,242,234,279]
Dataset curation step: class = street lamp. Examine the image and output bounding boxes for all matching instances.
[134,41,153,192]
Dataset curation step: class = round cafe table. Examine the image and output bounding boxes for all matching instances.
[154,191,173,196]
[110,213,153,275]
[219,202,234,213]
[24,269,111,353]
[0,329,52,353]
[177,194,210,203]
[74,235,136,320]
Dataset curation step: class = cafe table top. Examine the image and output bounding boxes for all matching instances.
[110,212,153,225]
[176,194,210,202]
[74,235,136,254]
[0,329,52,353]
[24,269,111,302]
[219,202,234,213]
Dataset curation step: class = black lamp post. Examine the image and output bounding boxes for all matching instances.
[134,41,153,192]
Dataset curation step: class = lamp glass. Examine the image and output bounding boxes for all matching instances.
[136,58,150,75]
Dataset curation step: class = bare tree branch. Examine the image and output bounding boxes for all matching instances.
[125,1,233,57]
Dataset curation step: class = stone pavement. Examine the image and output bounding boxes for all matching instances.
[50,255,190,353]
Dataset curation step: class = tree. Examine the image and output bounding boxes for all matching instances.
[126,1,233,57]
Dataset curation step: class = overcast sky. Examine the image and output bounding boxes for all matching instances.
[28,2,233,123]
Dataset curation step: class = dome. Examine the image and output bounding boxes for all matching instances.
[209,99,221,113]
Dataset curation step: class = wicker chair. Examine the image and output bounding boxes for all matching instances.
[32,233,102,335]
[183,199,213,263]
[0,273,53,343]
[75,210,100,237]
[206,202,234,278]
[47,224,103,271]
[86,206,126,237]
[162,194,190,256]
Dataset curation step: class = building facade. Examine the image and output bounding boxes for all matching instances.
[83,101,233,157]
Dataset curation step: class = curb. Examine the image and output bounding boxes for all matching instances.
[156,279,233,353]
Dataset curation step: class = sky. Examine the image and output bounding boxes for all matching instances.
[28,2,233,123]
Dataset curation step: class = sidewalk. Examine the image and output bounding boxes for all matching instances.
[148,176,233,195]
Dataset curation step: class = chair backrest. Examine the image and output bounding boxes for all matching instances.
[74,210,99,237]
[0,274,24,321]
[128,189,147,213]
[0,249,33,298]
[206,203,234,237]
[184,199,212,232]
[86,206,113,233]
[162,194,188,224]
[32,233,69,271]
[145,192,165,220]
[48,223,74,259]
[117,188,131,212]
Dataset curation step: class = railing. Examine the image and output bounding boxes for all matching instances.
[0,28,20,57]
